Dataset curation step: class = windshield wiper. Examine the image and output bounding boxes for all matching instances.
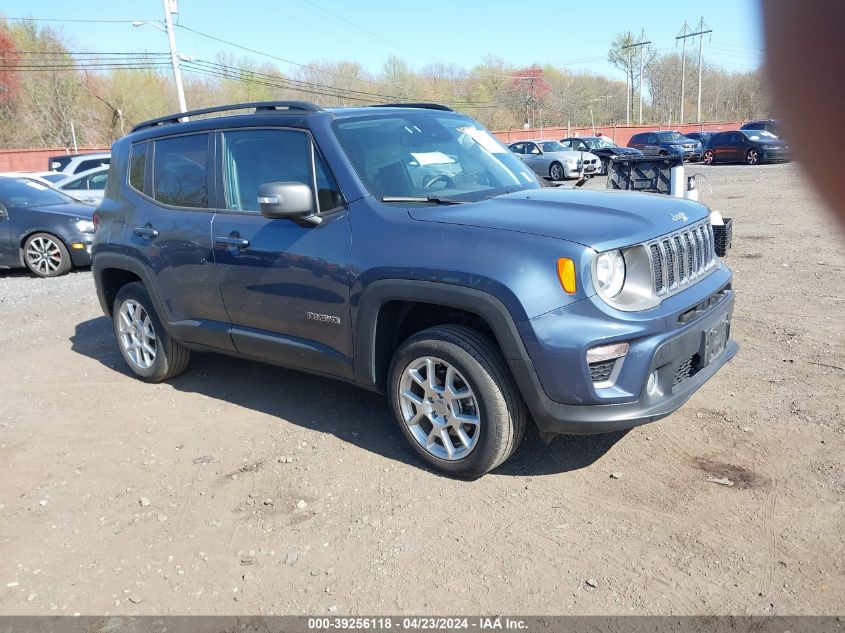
[381,195,465,205]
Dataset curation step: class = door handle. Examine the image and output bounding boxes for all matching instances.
[133,226,159,238]
[215,236,250,248]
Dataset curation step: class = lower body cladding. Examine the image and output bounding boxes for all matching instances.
[514,266,737,436]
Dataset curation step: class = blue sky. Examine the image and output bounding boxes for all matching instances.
[2,0,764,79]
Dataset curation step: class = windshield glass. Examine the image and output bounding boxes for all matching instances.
[333,113,540,202]
[584,137,617,149]
[744,130,777,141]
[0,177,76,206]
[656,131,686,142]
[539,141,566,152]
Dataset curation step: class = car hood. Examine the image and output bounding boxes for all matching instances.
[408,188,710,251]
[26,202,95,219]
[609,147,641,155]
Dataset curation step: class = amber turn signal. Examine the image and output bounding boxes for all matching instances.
[557,258,577,294]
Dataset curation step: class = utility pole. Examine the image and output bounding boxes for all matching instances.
[621,32,651,125]
[676,17,712,124]
[133,1,188,114]
[676,21,691,123]
[162,0,187,113]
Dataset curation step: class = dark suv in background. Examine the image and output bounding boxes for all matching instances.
[92,101,737,477]
[627,131,702,161]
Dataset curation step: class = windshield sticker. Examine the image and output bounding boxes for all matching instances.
[411,151,456,166]
[460,127,507,154]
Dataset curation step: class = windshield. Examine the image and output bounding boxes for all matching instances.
[333,113,540,202]
[0,177,76,206]
[744,130,777,141]
[539,141,566,152]
[656,131,686,142]
[584,137,617,149]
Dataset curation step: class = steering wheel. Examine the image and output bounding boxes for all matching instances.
[422,174,454,190]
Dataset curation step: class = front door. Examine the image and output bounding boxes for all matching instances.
[211,127,353,378]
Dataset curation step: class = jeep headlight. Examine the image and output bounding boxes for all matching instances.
[72,219,96,234]
[594,250,625,298]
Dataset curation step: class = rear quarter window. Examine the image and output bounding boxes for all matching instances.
[129,142,148,194]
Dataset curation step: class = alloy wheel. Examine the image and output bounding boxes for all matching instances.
[703,150,714,165]
[117,299,157,369]
[398,356,480,461]
[747,149,759,165]
[549,163,563,181]
[25,236,62,275]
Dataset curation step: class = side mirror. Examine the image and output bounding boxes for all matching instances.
[257,181,321,226]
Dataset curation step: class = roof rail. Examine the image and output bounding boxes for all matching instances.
[131,101,323,133]
[370,103,453,112]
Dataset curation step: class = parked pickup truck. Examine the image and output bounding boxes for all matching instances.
[92,101,738,478]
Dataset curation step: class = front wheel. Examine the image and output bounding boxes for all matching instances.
[388,325,526,479]
[549,162,564,181]
[599,158,609,175]
[113,282,190,382]
[23,233,71,277]
[703,150,714,165]
[746,148,759,165]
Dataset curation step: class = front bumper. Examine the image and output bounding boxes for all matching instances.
[514,267,737,435]
[68,238,93,266]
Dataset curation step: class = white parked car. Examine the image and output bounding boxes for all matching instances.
[508,140,602,180]
[55,166,109,204]
[48,152,110,175]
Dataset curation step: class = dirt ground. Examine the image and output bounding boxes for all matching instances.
[0,162,842,616]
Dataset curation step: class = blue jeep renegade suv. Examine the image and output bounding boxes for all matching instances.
[92,101,737,478]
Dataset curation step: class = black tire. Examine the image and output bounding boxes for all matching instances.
[703,150,715,165]
[746,148,759,165]
[549,162,564,181]
[112,282,190,382]
[388,325,527,478]
[600,158,609,175]
[23,232,72,277]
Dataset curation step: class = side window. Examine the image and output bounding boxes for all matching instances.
[61,175,87,190]
[528,143,540,154]
[559,141,571,149]
[631,134,642,144]
[129,142,148,194]
[153,134,209,208]
[76,158,106,173]
[89,172,108,190]
[221,128,343,214]
[647,134,658,144]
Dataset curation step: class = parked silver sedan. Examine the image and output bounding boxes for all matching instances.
[508,140,601,180]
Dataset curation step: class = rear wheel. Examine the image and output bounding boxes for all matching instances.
[113,282,190,382]
[388,325,526,479]
[746,148,759,165]
[549,162,564,181]
[703,150,715,165]
[23,233,71,277]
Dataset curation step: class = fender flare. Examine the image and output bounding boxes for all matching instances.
[353,279,534,391]
[92,252,172,330]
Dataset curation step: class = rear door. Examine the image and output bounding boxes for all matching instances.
[211,127,353,378]
[126,134,233,350]
[522,142,543,171]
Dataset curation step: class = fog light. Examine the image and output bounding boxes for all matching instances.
[646,370,658,395]
[586,342,629,364]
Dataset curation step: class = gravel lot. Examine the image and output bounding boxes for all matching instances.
[0,162,842,616]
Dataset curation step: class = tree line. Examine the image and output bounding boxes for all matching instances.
[0,20,771,150]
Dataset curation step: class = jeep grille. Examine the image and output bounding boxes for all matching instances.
[648,220,717,296]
